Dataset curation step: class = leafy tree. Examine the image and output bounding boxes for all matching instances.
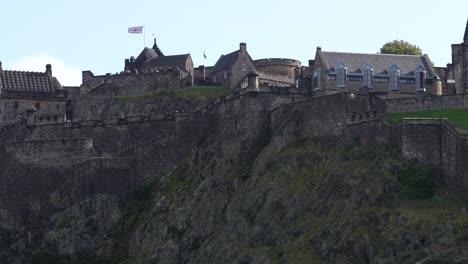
[380,40,423,55]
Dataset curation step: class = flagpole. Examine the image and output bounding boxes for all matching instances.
[143,25,146,47]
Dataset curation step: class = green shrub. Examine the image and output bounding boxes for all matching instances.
[399,160,434,199]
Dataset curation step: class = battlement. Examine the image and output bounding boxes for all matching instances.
[254,58,301,68]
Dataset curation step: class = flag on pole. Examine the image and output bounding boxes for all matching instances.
[203,50,207,59]
[128,26,144,34]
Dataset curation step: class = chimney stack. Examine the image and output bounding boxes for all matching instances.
[240,42,247,54]
[46,64,52,77]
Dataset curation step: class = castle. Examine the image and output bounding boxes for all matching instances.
[1,19,468,199]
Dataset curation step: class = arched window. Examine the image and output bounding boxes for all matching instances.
[362,64,374,88]
[389,66,400,91]
[336,66,347,88]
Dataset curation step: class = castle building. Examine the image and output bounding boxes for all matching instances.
[312,47,442,96]
[211,43,256,90]
[125,38,194,87]
[254,58,301,87]
[447,19,468,94]
[0,62,66,125]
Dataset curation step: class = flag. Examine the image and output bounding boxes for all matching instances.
[203,50,207,59]
[128,26,143,34]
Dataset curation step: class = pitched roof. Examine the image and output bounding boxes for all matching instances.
[211,50,239,73]
[464,18,468,43]
[144,54,190,70]
[319,51,437,77]
[0,70,58,92]
[135,47,158,66]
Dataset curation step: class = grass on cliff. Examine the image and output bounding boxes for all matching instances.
[387,108,468,131]
[114,85,228,102]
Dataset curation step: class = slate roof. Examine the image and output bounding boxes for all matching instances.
[211,51,239,73]
[135,47,159,66]
[144,54,191,70]
[319,51,437,77]
[0,70,57,92]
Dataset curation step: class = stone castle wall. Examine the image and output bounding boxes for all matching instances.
[344,113,468,198]
[81,70,192,97]
[0,97,65,126]
[383,94,468,113]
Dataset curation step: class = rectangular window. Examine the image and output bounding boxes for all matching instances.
[416,71,426,92]
[389,70,400,91]
[336,67,347,88]
[363,68,374,88]
[313,70,321,89]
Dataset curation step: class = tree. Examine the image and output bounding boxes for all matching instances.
[380,40,423,56]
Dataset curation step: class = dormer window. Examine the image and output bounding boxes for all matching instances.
[389,65,400,91]
[336,64,347,88]
[415,65,427,92]
[313,69,321,89]
[362,64,374,88]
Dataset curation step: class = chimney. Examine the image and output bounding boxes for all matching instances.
[46,64,52,77]
[308,60,315,67]
[316,46,322,51]
[240,42,247,54]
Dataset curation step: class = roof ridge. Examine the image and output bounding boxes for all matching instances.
[322,51,424,57]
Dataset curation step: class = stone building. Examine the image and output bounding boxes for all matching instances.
[194,65,213,85]
[124,38,194,86]
[254,58,301,87]
[446,19,468,94]
[312,47,442,96]
[211,43,256,90]
[0,62,66,125]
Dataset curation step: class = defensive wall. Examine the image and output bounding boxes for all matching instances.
[0,114,174,156]
[345,112,468,197]
[81,69,192,97]
[380,93,468,113]
[266,91,468,197]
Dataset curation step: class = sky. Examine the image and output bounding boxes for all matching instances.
[1,0,467,86]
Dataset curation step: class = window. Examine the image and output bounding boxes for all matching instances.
[416,70,426,92]
[240,63,246,72]
[313,70,321,89]
[362,64,374,88]
[389,66,400,91]
[336,66,347,88]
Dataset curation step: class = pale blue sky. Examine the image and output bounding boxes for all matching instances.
[1,0,467,85]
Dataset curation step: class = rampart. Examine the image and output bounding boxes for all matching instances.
[270,92,374,142]
[3,138,93,154]
[383,94,468,113]
[81,69,192,97]
[344,113,468,197]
